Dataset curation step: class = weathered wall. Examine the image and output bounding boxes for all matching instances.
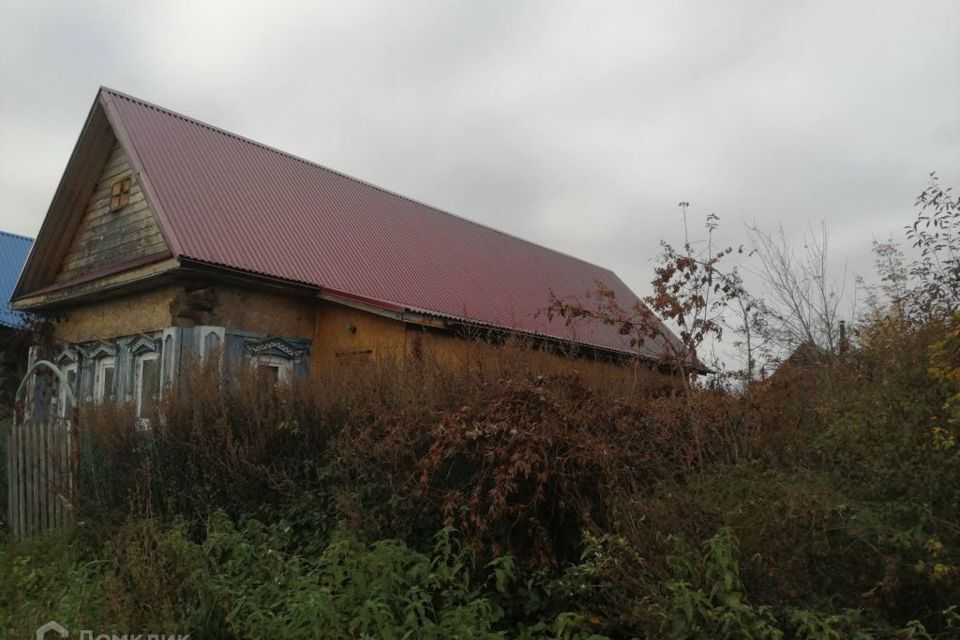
[308,303,651,390]
[49,284,180,344]
[312,301,409,363]
[167,284,642,387]
[46,278,652,390]
[55,141,168,284]
[47,283,311,346]
[207,287,316,339]
[412,326,659,392]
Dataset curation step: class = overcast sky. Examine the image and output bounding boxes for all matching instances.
[1,0,958,323]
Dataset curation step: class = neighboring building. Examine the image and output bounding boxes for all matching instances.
[0,231,32,330]
[11,87,682,419]
[0,230,34,411]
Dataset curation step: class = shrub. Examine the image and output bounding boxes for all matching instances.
[8,292,959,636]
[0,527,104,636]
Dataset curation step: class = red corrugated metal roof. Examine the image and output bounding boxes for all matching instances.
[100,88,677,359]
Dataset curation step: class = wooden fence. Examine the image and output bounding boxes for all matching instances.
[5,360,78,540]
[6,417,77,539]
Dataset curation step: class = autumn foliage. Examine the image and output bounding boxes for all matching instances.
[3,177,960,637]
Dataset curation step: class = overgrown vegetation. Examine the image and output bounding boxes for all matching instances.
[2,176,959,638]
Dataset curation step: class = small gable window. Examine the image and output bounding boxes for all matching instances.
[109,177,132,212]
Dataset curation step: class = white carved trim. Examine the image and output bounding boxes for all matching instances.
[58,361,78,418]
[244,338,304,363]
[54,347,79,364]
[81,341,117,359]
[129,334,160,355]
[134,351,160,427]
[251,353,293,384]
[94,356,117,403]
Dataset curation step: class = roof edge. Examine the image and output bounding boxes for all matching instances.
[98,88,185,258]
[0,230,34,243]
[97,86,618,276]
[15,251,174,300]
[12,93,112,300]
[178,256,675,364]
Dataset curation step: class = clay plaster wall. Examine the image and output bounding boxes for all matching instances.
[49,284,179,344]
[48,280,651,390]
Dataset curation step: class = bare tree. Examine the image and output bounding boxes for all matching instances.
[857,239,909,322]
[747,223,850,360]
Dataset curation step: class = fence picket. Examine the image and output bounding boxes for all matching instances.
[5,418,78,539]
[7,421,17,539]
[52,418,61,528]
[17,421,24,539]
[6,362,80,540]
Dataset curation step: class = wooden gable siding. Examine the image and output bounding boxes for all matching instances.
[55,142,169,284]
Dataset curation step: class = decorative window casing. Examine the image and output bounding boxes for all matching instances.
[134,353,160,425]
[244,337,304,385]
[129,335,161,426]
[252,354,292,384]
[59,362,78,419]
[81,341,117,404]
[52,348,80,419]
[129,334,160,357]
[41,330,310,418]
[94,357,117,403]
[54,347,79,368]
[244,337,305,362]
[80,341,116,361]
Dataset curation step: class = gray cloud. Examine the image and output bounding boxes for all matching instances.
[1,0,958,337]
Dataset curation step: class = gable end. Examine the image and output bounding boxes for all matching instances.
[55,140,169,284]
[13,90,179,306]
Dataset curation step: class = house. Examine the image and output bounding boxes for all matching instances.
[11,87,682,419]
[0,231,33,412]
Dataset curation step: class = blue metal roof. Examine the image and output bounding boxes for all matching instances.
[0,230,33,328]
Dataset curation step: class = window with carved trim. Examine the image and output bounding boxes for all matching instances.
[93,357,117,403]
[252,354,292,385]
[59,362,78,419]
[109,177,132,212]
[94,357,116,403]
[135,352,160,425]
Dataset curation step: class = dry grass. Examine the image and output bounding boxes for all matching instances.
[73,336,758,565]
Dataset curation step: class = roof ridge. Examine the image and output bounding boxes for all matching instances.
[98,87,617,275]
[0,230,34,242]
